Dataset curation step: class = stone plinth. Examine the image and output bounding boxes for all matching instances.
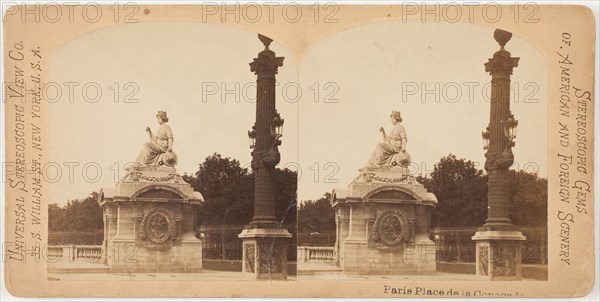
[331,166,437,275]
[472,230,526,280]
[238,228,292,280]
[98,166,204,273]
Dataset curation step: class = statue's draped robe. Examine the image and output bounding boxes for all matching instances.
[134,124,174,167]
[367,123,407,167]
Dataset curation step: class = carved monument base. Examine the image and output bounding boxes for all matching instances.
[238,227,292,280]
[98,166,204,273]
[472,229,526,280]
[331,166,437,275]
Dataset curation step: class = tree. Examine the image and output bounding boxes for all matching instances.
[297,193,335,246]
[298,193,334,234]
[418,154,488,228]
[419,154,547,228]
[183,153,297,228]
[48,192,103,232]
[48,203,67,231]
[183,153,254,226]
[65,192,104,231]
[183,153,298,260]
[48,192,104,245]
[273,167,298,229]
[508,170,548,226]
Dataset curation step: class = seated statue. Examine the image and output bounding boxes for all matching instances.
[365,111,411,168]
[129,111,178,169]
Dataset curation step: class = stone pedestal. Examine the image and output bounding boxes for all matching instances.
[98,166,204,273]
[331,167,437,274]
[473,29,526,281]
[238,228,292,280]
[472,230,526,280]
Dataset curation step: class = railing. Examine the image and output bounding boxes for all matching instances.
[200,226,245,261]
[47,246,64,259]
[76,245,103,260]
[200,225,297,262]
[298,246,336,263]
[433,227,548,265]
[48,245,103,262]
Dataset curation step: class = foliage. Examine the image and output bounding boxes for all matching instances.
[48,230,104,245]
[417,154,488,228]
[48,192,103,232]
[183,153,254,226]
[182,153,297,228]
[297,154,548,238]
[298,193,335,234]
[418,154,547,228]
[272,167,298,228]
[49,153,297,237]
[508,170,548,226]
[48,153,545,242]
[297,193,336,246]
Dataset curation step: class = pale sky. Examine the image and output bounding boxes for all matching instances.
[49,22,299,205]
[297,21,548,202]
[49,21,547,205]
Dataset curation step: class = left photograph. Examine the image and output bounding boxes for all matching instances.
[45,22,298,281]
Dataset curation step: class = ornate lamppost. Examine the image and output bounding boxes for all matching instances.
[472,29,526,281]
[238,34,292,280]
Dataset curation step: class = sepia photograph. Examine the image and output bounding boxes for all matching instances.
[42,23,299,280]
[2,2,596,299]
[296,21,549,282]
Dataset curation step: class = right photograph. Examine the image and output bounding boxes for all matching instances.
[297,21,548,281]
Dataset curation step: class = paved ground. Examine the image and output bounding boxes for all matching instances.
[296,262,488,281]
[47,259,296,281]
[48,258,107,270]
[47,259,543,281]
[298,271,489,281]
[296,262,546,281]
[48,270,287,281]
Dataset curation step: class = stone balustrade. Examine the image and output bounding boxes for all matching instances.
[47,245,103,262]
[298,246,336,263]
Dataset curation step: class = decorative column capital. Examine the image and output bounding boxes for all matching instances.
[485,54,520,76]
[484,29,520,77]
[249,34,284,80]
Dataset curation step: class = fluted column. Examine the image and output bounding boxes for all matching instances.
[249,34,284,227]
[239,34,291,280]
[483,29,520,228]
[473,29,526,281]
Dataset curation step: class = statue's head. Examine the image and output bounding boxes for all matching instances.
[156,111,169,123]
[390,111,402,123]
